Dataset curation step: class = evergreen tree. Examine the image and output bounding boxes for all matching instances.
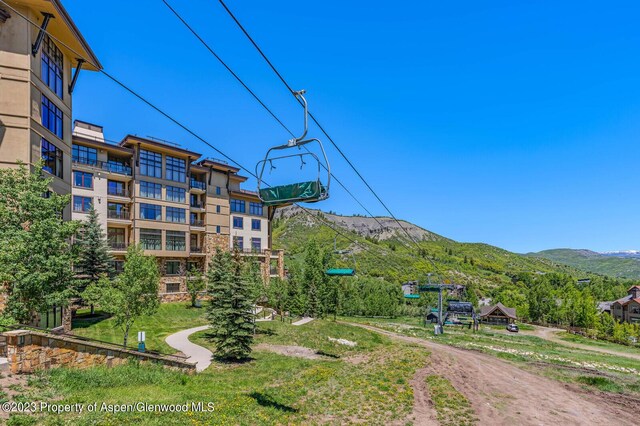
[206,250,254,361]
[83,244,160,346]
[303,240,324,317]
[76,205,113,313]
[0,162,79,323]
[76,205,113,285]
[267,277,289,321]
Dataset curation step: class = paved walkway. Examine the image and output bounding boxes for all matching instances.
[292,317,314,326]
[165,325,212,372]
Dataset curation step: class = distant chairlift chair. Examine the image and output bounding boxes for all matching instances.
[256,90,331,207]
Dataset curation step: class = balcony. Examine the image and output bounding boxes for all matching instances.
[190,219,205,227]
[109,242,129,251]
[107,210,130,220]
[190,246,203,253]
[190,201,204,210]
[107,188,130,198]
[73,157,132,176]
[190,179,206,191]
[239,248,266,256]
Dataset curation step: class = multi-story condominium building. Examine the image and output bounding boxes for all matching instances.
[71,121,285,302]
[0,0,101,220]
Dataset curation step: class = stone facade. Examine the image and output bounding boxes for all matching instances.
[2,330,195,374]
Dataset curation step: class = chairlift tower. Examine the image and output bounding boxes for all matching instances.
[417,274,457,334]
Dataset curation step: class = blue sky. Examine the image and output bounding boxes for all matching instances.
[65,0,640,253]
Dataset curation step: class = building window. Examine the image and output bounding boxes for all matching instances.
[140,149,162,178]
[72,144,97,166]
[187,261,200,272]
[73,195,92,213]
[251,219,261,231]
[166,283,180,293]
[140,203,161,221]
[166,185,186,203]
[216,225,221,234]
[140,181,162,199]
[107,180,127,197]
[166,231,186,251]
[233,216,243,229]
[73,171,92,188]
[216,186,221,195]
[233,236,244,251]
[216,205,221,214]
[107,202,128,219]
[41,139,63,178]
[250,202,263,216]
[230,199,245,213]
[140,228,162,250]
[108,228,126,249]
[166,261,181,276]
[41,95,63,138]
[109,260,125,275]
[165,156,186,182]
[251,238,261,252]
[166,206,186,223]
[41,35,63,99]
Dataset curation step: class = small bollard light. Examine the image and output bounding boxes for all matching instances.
[137,331,146,352]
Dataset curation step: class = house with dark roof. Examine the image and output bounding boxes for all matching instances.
[611,286,640,324]
[479,303,517,324]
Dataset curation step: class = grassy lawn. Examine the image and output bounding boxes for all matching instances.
[72,303,208,354]
[350,318,640,396]
[556,332,640,354]
[8,319,429,425]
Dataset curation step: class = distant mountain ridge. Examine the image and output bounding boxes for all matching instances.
[528,248,640,279]
[275,205,449,243]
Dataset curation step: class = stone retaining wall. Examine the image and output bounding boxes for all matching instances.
[2,330,196,374]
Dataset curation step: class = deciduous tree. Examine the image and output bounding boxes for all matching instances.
[84,244,159,346]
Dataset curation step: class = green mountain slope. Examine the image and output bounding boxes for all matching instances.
[527,249,640,279]
[272,206,587,292]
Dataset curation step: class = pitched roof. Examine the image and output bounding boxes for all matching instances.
[479,302,517,319]
[613,295,633,306]
[628,285,640,292]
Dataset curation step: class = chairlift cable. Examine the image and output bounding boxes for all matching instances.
[162,0,388,230]
[215,0,448,280]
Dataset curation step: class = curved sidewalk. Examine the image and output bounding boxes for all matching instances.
[165,325,212,372]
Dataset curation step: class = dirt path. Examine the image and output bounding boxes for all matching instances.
[347,322,637,426]
[519,326,640,362]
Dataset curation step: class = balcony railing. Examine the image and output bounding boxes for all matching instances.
[107,188,129,197]
[190,201,204,208]
[190,179,206,190]
[238,248,265,255]
[190,219,204,227]
[107,210,130,220]
[73,157,132,176]
[109,242,129,250]
[190,246,203,253]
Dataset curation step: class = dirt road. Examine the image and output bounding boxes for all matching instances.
[348,322,637,426]
[519,326,640,362]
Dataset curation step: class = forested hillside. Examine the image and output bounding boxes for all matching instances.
[273,206,585,290]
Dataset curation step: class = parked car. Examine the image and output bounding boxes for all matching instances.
[506,323,519,333]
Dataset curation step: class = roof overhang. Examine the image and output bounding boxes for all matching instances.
[10,0,102,71]
[120,135,202,159]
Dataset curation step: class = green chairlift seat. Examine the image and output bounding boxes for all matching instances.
[259,180,327,207]
[325,268,355,277]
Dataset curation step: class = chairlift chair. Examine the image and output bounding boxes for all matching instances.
[256,90,331,207]
[325,235,357,276]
